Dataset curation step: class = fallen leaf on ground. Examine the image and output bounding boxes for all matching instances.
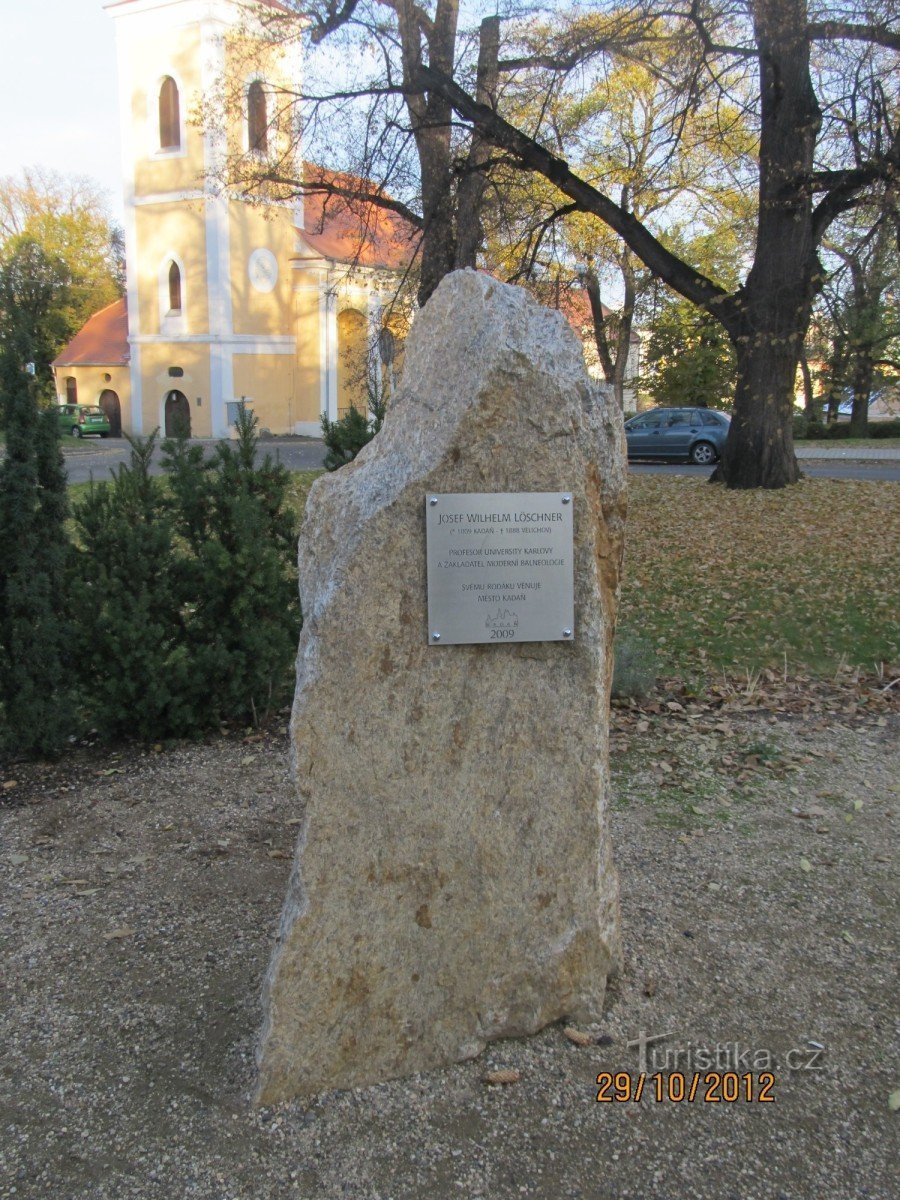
[799,857,813,873]
[563,1027,593,1047]
[483,1069,520,1086]
[103,927,135,941]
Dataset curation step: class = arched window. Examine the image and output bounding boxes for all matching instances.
[247,80,267,154]
[159,76,181,150]
[168,261,182,312]
[65,377,78,405]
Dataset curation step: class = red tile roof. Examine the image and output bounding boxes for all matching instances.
[556,286,640,345]
[298,166,420,271]
[52,299,129,368]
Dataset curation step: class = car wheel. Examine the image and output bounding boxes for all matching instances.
[690,440,716,465]
[71,426,82,438]
[100,432,109,439]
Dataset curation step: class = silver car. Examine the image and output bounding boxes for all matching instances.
[624,407,730,464]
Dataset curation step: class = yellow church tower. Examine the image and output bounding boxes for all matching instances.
[55,0,415,439]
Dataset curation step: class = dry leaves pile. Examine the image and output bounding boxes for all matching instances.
[619,477,899,678]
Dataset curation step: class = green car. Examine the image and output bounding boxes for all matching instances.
[56,404,111,439]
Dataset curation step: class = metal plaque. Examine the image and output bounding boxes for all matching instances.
[425,492,575,646]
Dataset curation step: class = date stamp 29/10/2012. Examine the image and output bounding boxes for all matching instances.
[596,1072,776,1104]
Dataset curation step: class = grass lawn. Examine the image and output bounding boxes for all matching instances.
[618,475,899,680]
[797,437,900,449]
[71,466,898,684]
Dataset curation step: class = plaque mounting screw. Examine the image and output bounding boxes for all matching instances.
[562,494,571,504]
[429,497,438,506]
[432,632,441,641]
[563,629,572,638]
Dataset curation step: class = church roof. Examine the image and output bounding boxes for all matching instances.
[52,299,130,369]
[557,286,641,345]
[298,168,420,271]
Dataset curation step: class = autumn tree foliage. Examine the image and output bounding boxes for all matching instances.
[0,168,123,395]
[230,1,898,488]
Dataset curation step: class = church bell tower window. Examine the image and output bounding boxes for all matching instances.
[159,76,181,150]
[168,261,182,312]
[248,80,268,154]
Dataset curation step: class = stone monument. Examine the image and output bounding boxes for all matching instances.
[256,270,626,1104]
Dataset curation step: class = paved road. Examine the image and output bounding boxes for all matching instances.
[60,437,900,485]
[628,461,900,482]
[61,437,327,484]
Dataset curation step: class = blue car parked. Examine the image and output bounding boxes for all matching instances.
[624,407,730,465]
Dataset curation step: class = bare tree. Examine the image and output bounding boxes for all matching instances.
[410,1,899,487]
[229,1,898,488]
[819,205,899,431]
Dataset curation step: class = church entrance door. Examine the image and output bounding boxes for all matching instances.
[164,390,191,438]
[99,389,122,437]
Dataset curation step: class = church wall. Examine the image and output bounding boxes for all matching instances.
[55,365,132,431]
[232,354,297,435]
[140,342,212,438]
[128,25,206,199]
[134,201,210,335]
[229,203,297,337]
[293,281,325,433]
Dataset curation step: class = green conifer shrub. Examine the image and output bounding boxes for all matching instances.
[0,355,76,757]
[320,384,387,471]
[162,404,300,727]
[70,432,197,740]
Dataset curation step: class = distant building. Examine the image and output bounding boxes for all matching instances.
[53,0,416,439]
[555,287,641,410]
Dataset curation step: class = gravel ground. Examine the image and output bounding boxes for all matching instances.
[0,702,897,1200]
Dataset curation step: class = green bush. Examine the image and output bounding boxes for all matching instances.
[321,391,387,471]
[70,433,196,741]
[162,404,300,728]
[69,406,301,744]
[824,422,853,439]
[0,356,77,758]
[611,632,658,699]
[804,421,827,439]
[871,420,900,438]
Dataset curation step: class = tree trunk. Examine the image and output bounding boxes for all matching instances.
[715,0,822,487]
[455,16,499,270]
[398,0,460,306]
[718,341,802,486]
[583,264,616,386]
[799,347,819,421]
[849,353,872,436]
[612,260,636,410]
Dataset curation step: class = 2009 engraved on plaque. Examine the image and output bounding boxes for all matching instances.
[425,492,575,646]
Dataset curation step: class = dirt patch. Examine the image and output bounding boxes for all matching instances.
[0,710,896,1199]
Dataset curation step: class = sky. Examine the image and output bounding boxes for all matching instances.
[0,0,124,220]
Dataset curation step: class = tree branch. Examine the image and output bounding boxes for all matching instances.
[808,21,900,53]
[412,63,739,330]
[268,172,424,230]
[309,0,362,45]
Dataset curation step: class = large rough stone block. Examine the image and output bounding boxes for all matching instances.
[257,270,626,1103]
